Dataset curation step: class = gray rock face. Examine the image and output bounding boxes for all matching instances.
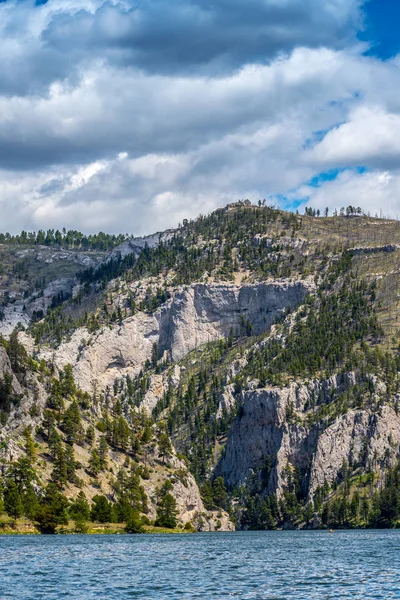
[0,347,23,396]
[27,278,76,318]
[218,374,400,499]
[108,230,175,260]
[158,281,311,362]
[217,384,313,494]
[43,279,311,394]
[308,405,400,496]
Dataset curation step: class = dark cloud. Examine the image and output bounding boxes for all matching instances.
[43,0,364,75]
[0,0,364,98]
[0,47,360,170]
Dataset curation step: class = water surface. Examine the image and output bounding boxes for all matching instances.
[0,530,399,599]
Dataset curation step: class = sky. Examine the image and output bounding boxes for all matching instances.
[1,0,400,234]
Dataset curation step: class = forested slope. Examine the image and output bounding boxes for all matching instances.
[1,202,400,532]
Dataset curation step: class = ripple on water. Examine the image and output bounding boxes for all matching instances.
[0,531,399,599]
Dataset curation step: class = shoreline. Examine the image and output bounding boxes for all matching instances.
[0,518,196,535]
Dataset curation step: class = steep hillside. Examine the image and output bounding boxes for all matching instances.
[2,202,400,533]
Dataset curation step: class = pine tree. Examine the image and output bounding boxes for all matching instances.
[42,410,56,440]
[62,400,82,445]
[90,495,112,523]
[48,427,61,459]
[125,510,144,534]
[52,443,68,489]
[65,444,77,483]
[155,480,178,528]
[47,379,65,413]
[98,436,109,470]
[70,491,90,521]
[36,484,69,533]
[22,486,40,520]
[0,480,4,515]
[200,481,214,510]
[61,364,77,398]
[158,433,172,463]
[4,480,23,518]
[212,477,227,509]
[7,330,28,373]
[88,448,101,477]
[156,492,178,529]
[141,422,152,444]
[22,427,36,463]
[131,434,141,457]
[86,424,95,445]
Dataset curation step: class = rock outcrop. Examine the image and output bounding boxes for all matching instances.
[109,230,175,260]
[0,347,23,397]
[40,279,312,394]
[217,374,400,500]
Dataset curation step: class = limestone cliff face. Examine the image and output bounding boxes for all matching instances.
[41,279,311,394]
[108,230,175,260]
[217,383,314,494]
[0,347,23,397]
[157,280,311,362]
[217,374,400,499]
[308,404,400,496]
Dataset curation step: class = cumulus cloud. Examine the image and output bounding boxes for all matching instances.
[0,47,362,170]
[305,106,400,170]
[1,0,400,234]
[0,0,365,97]
[42,0,364,76]
[292,169,400,220]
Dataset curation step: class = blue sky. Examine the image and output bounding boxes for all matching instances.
[0,0,400,233]
[361,0,400,59]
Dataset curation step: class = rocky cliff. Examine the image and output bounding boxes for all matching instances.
[218,373,400,502]
[39,279,311,394]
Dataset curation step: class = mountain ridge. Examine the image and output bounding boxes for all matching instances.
[1,202,400,532]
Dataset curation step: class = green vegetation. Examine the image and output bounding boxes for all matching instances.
[0,229,127,251]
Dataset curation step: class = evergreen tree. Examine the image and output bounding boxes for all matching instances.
[88,448,101,477]
[155,480,178,529]
[90,495,113,523]
[48,427,61,459]
[141,422,152,444]
[0,481,4,515]
[86,424,95,445]
[22,486,40,520]
[51,443,68,488]
[61,364,77,398]
[201,481,214,510]
[125,510,145,534]
[22,427,36,463]
[70,491,90,521]
[4,480,23,518]
[158,433,173,463]
[212,477,227,510]
[35,484,69,533]
[98,436,109,470]
[7,330,28,373]
[42,410,56,440]
[65,444,77,483]
[62,400,82,445]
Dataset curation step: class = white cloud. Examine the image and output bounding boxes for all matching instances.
[1,0,400,233]
[289,169,400,219]
[304,106,400,170]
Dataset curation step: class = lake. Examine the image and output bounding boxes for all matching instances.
[0,530,399,599]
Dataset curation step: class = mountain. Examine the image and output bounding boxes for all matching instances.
[1,202,400,532]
